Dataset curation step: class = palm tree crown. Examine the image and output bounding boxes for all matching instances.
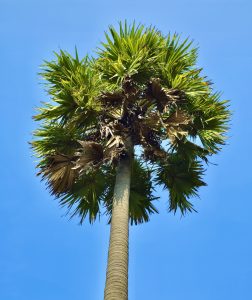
[32,22,230,224]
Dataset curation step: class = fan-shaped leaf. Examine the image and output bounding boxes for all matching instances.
[155,155,206,214]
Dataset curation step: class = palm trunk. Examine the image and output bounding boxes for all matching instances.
[104,142,132,300]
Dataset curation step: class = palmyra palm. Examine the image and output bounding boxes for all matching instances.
[32,22,230,300]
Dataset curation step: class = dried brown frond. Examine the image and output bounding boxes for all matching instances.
[104,135,126,164]
[106,107,124,120]
[74,141,104,173]
[147,78,186,112]
[131,120,155,146]
[165,110,191,125]
[105,135,124,149]
[39,154,77,195]
[164,110,192,142]
[99,91,124,120]
[100,91,124,107]
[100,122,126,139]
[142,112,161,129]
[143,146,167,162]
[122,76,139,97]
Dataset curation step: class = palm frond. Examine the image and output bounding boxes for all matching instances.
[164,109,192,142]
[31,122,82,157]
[74,141,104,174]
[104,159,159,225]
[59,168,109,224]
[146,78,187,112]
[155,155,206,214]
[38,154,77,196]
[96,21,165,83]
[188,92,230,153]
[34,51,102,124]
[171,139,210,163]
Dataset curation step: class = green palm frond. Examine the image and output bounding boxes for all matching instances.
[155,155,206,214]
[31,122,83,157]
[169,139,210,163]
[128,160,159,224]
[157,35,209,97]
[163,34,197,74]
[34,50,102,124]
[59,168,109,224]
[187,92,230,153]
[96,21,165,83]
[104,159,159,225]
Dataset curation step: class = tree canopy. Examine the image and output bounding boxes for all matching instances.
[32,22,230,224]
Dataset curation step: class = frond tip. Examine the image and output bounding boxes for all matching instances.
[59,169,109,224]
[155,156,206,214]
[38,154,77,196]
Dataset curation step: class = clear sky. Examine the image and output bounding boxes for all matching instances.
[1,0,251,299]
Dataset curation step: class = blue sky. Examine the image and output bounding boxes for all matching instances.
[1,0,251,299]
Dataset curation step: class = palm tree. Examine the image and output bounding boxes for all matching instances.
[32,22,230,300]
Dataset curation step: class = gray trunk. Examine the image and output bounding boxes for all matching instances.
[104,143,132,300]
